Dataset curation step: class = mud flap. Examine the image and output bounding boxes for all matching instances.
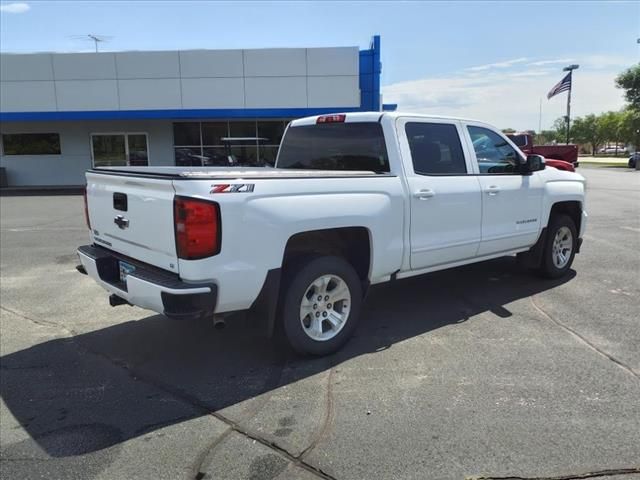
[247,268,282,337]
[517,227,547,269]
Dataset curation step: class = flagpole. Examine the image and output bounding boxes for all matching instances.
[538,98,542,134]
[562,64,579,145]
[566,74,572,145]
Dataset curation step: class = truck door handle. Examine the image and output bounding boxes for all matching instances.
[486,185,500,195]
[413,189,435,200]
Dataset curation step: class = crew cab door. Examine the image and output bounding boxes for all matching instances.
[463,124,544,256]
[397,117,482,269]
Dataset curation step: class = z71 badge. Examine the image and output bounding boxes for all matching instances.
[210,183,255,194]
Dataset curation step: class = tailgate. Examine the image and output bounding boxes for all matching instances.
[86,171,179,273]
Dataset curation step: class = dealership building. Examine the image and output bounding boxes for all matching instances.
[0,35,394,187]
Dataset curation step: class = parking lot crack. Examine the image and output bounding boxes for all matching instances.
[1,304,334,479]
[70,341,336,480]
[5,213,81,231]
[191,427,233,479]
[86,350,337,480]
[299,365,336,460]
[467,466,640,479]
[530,296,639,380]
[0,305,72,333]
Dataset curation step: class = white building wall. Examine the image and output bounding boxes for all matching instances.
[179,50,244,78]
[0,45,362,186]
[0,46,360,113]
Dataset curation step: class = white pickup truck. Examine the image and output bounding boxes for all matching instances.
[78,112,587,355]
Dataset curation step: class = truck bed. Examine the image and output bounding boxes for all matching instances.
[91,166,394,180]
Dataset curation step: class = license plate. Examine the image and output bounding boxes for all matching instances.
[119,261,135,283]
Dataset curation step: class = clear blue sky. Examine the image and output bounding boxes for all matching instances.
[1,1,639,129]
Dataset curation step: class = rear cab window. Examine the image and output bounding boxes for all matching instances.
[276,122,390,172]
[405,122,467,175]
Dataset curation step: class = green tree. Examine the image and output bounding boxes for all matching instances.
[536,130,560,145]
[572,114,604,155]
[552,116,568,143]
[619,108,640,150]
[616,64,640,110]
[598,111,624,155]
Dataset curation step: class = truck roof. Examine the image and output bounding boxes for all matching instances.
[290,111,489,127]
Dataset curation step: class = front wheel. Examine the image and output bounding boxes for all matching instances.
[538,214,577,279]
[280,256,362,356]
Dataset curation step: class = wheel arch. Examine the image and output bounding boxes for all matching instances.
[519,200,582,271]
[549,200,582,235]
[281,226,373,287]
[249,226,372,339]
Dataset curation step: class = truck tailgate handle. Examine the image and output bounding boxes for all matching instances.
[113,192,128,211]
[413,189,435,200]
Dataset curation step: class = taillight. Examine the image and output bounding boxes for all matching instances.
[316,114,346,124]
[83,187,91,230]
[174,196,221,260]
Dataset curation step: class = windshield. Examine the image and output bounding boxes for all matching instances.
[276,122,390,172]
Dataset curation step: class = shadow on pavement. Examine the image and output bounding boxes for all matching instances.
[0,256,575,459]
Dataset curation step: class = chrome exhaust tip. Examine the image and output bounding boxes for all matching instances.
[213,315,226,330]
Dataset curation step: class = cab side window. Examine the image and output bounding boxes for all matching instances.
[468,126,521,174]
[405,122,467,175]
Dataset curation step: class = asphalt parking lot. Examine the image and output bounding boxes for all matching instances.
[1,166,639,480]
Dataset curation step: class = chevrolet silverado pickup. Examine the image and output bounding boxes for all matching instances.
[78,112,587,356]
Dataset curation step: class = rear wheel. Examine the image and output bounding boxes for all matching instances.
[538,214,577,278]
[280,256,362,356]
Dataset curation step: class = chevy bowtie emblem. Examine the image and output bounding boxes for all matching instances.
[114,215,129,229]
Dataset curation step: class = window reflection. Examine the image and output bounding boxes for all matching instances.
[173,120,287,167]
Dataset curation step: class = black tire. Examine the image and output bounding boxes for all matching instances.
[280,256,362,356]
[537,214,577,279]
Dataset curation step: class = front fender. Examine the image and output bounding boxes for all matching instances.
[541,175,586,230]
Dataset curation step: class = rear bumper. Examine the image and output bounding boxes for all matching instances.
[77,245,217,319]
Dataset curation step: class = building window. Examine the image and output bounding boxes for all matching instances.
[91,133,149,167]
[173,120,288,167]
[257,120,285,166]
[173,122,201,146]
[1,133,61,155]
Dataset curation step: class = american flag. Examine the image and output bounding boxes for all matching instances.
[547,72,572,99]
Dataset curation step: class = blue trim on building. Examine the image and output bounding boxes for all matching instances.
[0,107,363,122]
[358,35,381,112]
[382,103,398,112]
[1,35,384,122]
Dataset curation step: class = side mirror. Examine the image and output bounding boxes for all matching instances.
[523,154,545,174]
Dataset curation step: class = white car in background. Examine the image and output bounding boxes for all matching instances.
[599,146,628,154]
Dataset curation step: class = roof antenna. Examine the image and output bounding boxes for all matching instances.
[70,34,113,52]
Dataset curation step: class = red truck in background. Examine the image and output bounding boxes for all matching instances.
[507,133,578,172]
